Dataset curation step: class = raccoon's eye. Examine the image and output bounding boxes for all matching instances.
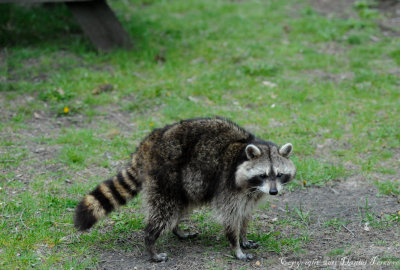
[277,173,283,178]
[259,173,267,179]
[280,174,291,184]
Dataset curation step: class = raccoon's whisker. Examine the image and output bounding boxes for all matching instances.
[247,187,258,193]
[247,188,261,196]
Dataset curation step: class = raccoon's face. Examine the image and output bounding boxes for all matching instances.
[235,143,296,195]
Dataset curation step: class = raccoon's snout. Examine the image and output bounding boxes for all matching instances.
[269,188,278,195]
[269,180,278,195]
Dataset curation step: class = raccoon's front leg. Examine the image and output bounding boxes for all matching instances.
[144,223,168,262]
[224,225,254,261]
[240,217,259,250]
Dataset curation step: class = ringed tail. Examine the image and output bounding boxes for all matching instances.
[74,166,142,231]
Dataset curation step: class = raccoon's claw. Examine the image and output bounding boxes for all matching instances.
[174,232,198,240]
[236,252,255,261]
[185,232,199,239]
[151,253,168,262]
[241,240,259,249]
[245,253,255,261]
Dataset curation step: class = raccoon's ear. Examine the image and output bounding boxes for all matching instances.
[279,143,293,157]
[245,144,261,159]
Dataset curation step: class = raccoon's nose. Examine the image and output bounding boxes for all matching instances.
[269,188,278,195]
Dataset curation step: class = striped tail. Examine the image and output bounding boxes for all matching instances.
[74,167,142,231]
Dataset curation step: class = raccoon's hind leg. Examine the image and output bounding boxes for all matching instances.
[240,216,259,250]
[144,201,183,262]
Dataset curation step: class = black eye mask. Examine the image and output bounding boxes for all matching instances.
[248,175,265,187]
[278,173,291,184]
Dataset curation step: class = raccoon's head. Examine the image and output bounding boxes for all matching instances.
[235,142,296,195]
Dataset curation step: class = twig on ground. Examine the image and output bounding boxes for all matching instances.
[43,220,74,226]
[329,187,339,194]
[342,224,355,237]
[278,207,289,213]
[19,208,29,229]
[101,260,125,264]
[112,114,133,129]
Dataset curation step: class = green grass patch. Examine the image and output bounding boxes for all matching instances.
[323,218,349,231]
[374,180,400,196]
[327,248,345,257]
[249,231,309,255]
[289,157,348,188]
[358,197,400,228]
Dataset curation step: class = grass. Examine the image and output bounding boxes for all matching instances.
[374,180,400,196]
[358,197,400,228]
[326,248,345,257]
[323,218,349,231]
[1,0,399,268]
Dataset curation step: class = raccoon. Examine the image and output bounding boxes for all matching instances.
[74,117,296,262]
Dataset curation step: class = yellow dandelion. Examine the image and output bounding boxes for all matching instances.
[303,180,307,186]
[63,107,69,113]
[149,122,154,127]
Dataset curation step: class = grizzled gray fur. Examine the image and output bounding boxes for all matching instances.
[74,117,296,262]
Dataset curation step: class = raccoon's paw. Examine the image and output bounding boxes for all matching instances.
[235,250,255,261]
[176,231,198,240]
[173,227,198,240]
[183,232,198,239]
[151,253,168,262]
[241,240,259,249]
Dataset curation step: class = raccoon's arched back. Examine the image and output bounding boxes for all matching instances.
[213,116,252,139]
[177,116,255,143]
[183,116,250,133]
